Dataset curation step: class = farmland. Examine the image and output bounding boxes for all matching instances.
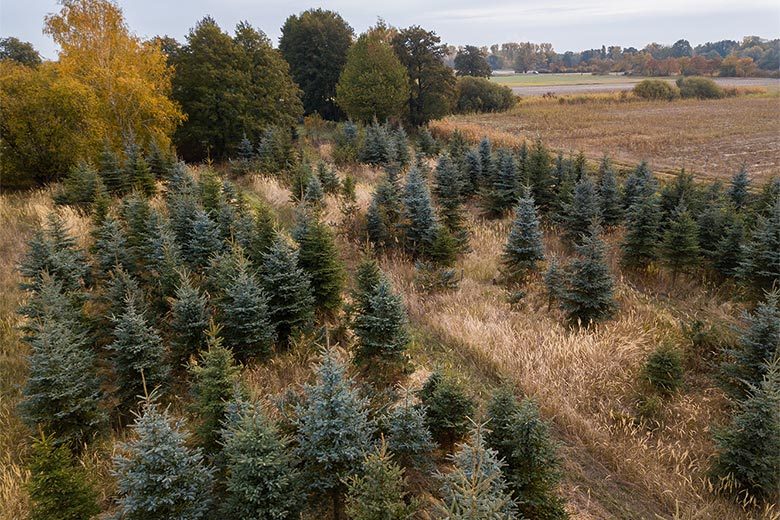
[432,92,780,183]
[491,73,780,96]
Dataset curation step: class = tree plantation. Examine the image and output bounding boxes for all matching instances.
[1,1,779,519]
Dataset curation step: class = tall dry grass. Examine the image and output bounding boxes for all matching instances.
[375,205,772,519]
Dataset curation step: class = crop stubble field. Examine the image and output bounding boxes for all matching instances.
[432,93,780,183]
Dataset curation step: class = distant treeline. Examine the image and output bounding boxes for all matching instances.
[449,37,779,76]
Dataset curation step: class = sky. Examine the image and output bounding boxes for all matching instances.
[2,0,779,60]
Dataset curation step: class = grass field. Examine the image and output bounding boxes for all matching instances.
[431,92,780,183]
[491,73,647,87]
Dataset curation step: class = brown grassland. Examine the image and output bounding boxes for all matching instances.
[1,134,778,518]
[431,91,780,184]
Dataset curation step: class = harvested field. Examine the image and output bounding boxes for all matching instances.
[432,93,780,183]
[491,73,780,96]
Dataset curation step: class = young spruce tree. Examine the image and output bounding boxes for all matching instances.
[345,443,417,520]
[564,175,601,244]
[563,223,616,325]
[711,360,780,503]
[113,398,214,520]
[189,328,242,454]
[402,165,439,258]
[294,210,345,314]
[485,389,568,520]
[20,316,106,450]
[261,235,315,345]
[660,202,700,275]
[418,370,475,452]
[169,272,210,367]
[28,433,100,520]
[221,405,304,519]
[295,349,374,520]
[352,278,410,372]
[438,425,518,519]
[502,187,545,281]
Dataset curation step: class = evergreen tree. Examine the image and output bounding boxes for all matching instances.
[402,165,438,257]
[714,217,745,277]
[438,426,518,519]
[185,208,224,269]
[659,169,700,224]
[353,278,410,369]
[727,167,751,210]
[28,433,100,520]
[91,214,132,276]
[189,328,241,454]
[20,316,106,450]
[146,224,184,305]
[367,179,402,249]
[260,235,315,345]
[345,443,417,520]
[169,273,210,367]
[544,257,566,309]
[147,140,174,179]
[418,371,475,452]
[384,392,436,470]
[296,349,374,520]
[660,202,700,274]
[106,293,168,412]
[393,127,411,168]
[221,405,304,519]
[98,141,128,194]
[711,360,780,503]
[360,121,393,166]
[218,255,274,359]
[563,224,616,325]
[294,211,345,314]
[526,138,554,211]
[317,161,341,194]
[485,391,568,520]
[463,148,482,196]
[113,399,214,520]
[502,188,545,281]
[104,266,145,320]
[482,149,519,217]
[304,172,326,208]
[739,196,780,293]
[120,193,156,270]
[433,154,469,250]
[54,162,105,209]
[721,291,780,400]
[697,201,732,260]
[597,156,622,226]
[19,213,87,293]
[417,127,438,156]
[564,175,601,243]
[478,138,494,188]
[550,153,574,223]
[622,161,658,210]
[621,193,662,268]
[124,140,156,197]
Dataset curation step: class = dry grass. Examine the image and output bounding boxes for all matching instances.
[376,207,772,519]
[431,93,780,183]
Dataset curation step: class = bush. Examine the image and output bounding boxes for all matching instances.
[676,77,724,99]
[632,79,679,101]
[643,344,684,395]
[455,77,516,113]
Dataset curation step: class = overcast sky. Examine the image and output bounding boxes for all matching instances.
[2,0,779,60]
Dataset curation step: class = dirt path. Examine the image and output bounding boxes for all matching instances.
[511,77,780,96]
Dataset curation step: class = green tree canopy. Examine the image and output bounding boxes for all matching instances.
[172,17,302,161]
[454,45,492,77]
[392,26,456,125]
[279,9,354,119]
[336,32,409,123]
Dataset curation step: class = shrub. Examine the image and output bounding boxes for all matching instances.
[643,344,684,395]
[676,77,724,99]
[455,76,515,113]
[632,79,679,101]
